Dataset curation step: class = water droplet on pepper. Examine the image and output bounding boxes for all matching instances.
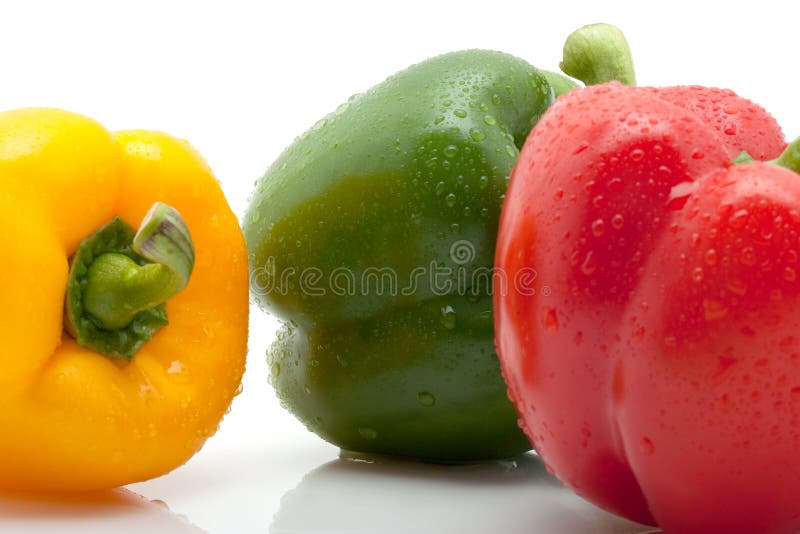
[591,218,606,237]
[358,427,378,440]
[544,308,559,332]
[581,251,597,275]
[440,305,457,329]
[704,299,729,321]
[417,392,436,407]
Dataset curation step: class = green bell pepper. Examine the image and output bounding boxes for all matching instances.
[245,49,553,460]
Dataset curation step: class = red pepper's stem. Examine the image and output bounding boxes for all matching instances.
[772,137,800,174]
[560,23,636,86]
[734,151,755,165]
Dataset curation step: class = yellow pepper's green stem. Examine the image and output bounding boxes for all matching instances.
[83,203,193,330]
[65,202,194,359]
[560,23,636,86]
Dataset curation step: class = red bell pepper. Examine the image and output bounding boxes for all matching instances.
[495,27,800,534]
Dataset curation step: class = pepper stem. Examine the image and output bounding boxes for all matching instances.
[560,23,636,86]
[772,137,800,173]
[734,151,755,165]
[84,203,194,329]
[541,70,580,98]
[64,202,194,359]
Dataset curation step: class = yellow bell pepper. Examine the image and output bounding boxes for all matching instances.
[0,108,248,491]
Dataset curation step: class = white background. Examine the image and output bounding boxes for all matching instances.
[0,1,794,532]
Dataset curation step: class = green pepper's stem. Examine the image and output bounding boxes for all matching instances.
[771,137,800,173]
[541,70,580,98]
[560,23,636,86]
[83,203,194,330]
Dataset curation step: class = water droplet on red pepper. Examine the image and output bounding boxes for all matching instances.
[543,308,559,332]
[704,299,729,321]
[740,247,756,266]
[591,218,606,237]
[629,148,645,161]
[607,177,624,192]
[727,278,747,296]
[730,209,749,229]
[573,142,589,155]
[581,251,597,275]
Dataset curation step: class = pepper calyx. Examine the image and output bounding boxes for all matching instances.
[64,202,194,359]
[771,137,800,173]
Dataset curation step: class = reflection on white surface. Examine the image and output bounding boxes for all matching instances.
[0,488,205,533]
[271,452,659,534]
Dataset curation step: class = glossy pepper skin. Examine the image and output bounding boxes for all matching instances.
[0,108,248,491]
[245,50,553,460]
[495,81,800,533]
